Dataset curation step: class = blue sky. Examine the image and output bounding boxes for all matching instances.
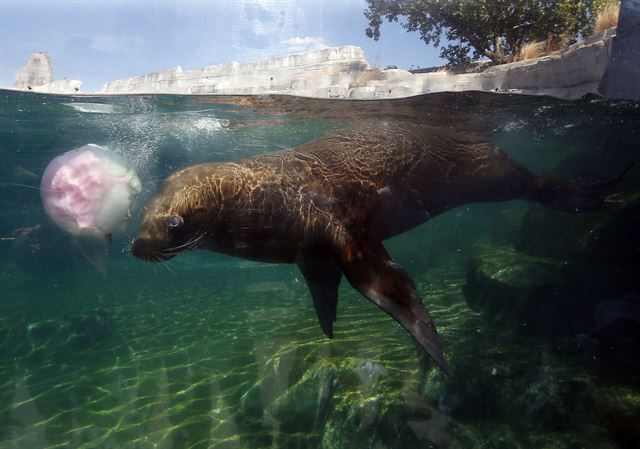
[0,0,445,92]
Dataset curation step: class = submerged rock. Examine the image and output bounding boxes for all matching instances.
[240,354,438,449]
[592,295,640,371]
[352,360,388,395]
[465,243,640,340]
[321,397,431,449]
[464,245,567,335]
[423,339,623,449]
[516,195,640,266]
[592,383,640,449]
[264,364,337,435]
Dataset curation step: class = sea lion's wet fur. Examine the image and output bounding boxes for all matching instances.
[137,123,534,259]
[133,119,628,374]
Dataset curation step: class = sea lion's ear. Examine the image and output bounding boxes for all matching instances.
[297,252,342,339]
[339,240,450,374]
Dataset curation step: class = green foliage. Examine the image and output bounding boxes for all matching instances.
[364,0,615,65]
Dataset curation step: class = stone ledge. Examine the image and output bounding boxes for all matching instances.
[94,30,619,100]
[31,79,82,94]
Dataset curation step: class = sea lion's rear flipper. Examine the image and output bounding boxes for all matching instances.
[536,163,635,212]
[339,241,450,374]
[297,254,342,339]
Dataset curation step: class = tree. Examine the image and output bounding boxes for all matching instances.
[364,0,615,66]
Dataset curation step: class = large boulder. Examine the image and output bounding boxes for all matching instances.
[240,356,437,449]
[464,243,640,340]
[264,363,338,447]
[592,295,640,372]
[464,245,568,335]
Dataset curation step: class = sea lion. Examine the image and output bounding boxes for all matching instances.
[132,120,629,374]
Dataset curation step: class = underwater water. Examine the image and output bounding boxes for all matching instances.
[1,89,639,449]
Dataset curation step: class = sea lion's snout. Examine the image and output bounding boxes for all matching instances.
[131,215,176,262]
[131,166,216,263]
[131,235,174,262]
[130,236,150,260]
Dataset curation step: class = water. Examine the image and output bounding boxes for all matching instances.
[1,89,639,448]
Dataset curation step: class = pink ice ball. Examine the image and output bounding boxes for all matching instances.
[41,144,141,237]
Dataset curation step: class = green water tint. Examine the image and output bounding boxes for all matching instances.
[1,90,639,448]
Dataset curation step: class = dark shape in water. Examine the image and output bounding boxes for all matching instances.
[131,102,631,374]
[593,295,640,369]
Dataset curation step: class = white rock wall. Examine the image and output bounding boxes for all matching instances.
[99,46,369,95]
[12,23,626,101]
[97,33,616,101]
[347,30,616,100]
[479,29,616,98]
[32,79,82,94]
[14,51,54,89]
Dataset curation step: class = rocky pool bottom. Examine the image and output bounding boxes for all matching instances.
[1,196,639,449]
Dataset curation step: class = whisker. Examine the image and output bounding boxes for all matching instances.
[163,231,207,253]
[121,237,134,254]
[159,260,176,276]
[120,233,133,249]
[0,183,54,192]
[167,260,187,271]
[163,236,200,253]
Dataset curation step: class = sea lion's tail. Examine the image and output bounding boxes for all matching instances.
[534,163,635,212]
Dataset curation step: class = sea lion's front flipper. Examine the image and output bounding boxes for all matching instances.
[340,241,450,374]
[297,254,342,339]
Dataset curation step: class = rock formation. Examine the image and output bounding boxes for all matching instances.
[14,51,53,89]
[96,30,620,101]
[13,51,82,93]
[100,46,370,96]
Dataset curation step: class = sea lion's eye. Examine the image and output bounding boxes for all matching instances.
[168,215,184,229]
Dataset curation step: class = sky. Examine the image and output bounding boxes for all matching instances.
[0,0,446,92]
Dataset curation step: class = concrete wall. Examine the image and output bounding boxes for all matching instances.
[31,79,82,94]
[347,29,616,100]
[600,0,640,101]
[479,29,616,98]
[99,46,369,95]
[97,31,618,101]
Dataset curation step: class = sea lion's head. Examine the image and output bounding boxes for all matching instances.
[131,166,215,262]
